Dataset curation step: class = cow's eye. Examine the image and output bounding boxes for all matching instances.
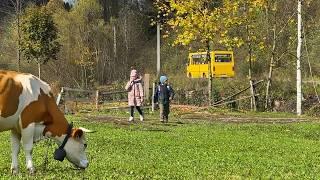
[84,143,87,148]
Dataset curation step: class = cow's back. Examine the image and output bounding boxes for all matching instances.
[0,70,51,132]
[0,71,23,119]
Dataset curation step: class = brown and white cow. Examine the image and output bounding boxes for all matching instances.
[0,70,89,174]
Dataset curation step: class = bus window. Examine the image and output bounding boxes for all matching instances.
[215,54,232,63]
[191,54,207,64]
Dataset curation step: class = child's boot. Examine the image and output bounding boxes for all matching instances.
[139,115,144,121]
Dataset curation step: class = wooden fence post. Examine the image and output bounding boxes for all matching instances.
[64,88,69,114]
[144,74,150,104]
[56,87,64,105]
[152,82,155,112]
[95,90,99,110]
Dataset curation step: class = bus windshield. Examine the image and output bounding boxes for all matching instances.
[215,54,232,62]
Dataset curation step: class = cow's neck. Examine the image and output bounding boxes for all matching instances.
[43,119,69,145]
[44,124,69,144]
[51,134,68,145]
[33,123,69,145]
[43,104,70,142]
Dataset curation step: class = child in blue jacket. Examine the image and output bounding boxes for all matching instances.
[154,76,175,122]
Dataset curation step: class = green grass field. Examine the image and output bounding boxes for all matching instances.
[1,109,320,179]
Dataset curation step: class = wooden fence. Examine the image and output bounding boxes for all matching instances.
[56,74,151,113]
[56,75,263,113]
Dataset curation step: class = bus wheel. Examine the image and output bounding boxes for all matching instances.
[202,73,206,78]
[188,73,192,78]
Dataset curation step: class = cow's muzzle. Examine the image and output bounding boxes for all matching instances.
[78,160,89,169]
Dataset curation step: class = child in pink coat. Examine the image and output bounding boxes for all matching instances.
[125,69,144,121]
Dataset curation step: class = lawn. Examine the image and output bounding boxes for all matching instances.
[1,109,320,179]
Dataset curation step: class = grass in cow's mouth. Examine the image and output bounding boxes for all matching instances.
[71,166,85,171]
[0,111,320,179]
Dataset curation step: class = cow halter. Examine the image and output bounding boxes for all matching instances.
[54,122,73,161]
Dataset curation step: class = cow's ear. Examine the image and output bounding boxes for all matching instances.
[72,128,83,138]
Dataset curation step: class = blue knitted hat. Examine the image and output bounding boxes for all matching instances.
[160,76,168,84]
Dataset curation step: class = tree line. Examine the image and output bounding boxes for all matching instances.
[0,0,156,89]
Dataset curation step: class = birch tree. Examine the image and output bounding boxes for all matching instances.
[297,0,302,115]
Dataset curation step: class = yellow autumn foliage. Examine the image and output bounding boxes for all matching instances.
[154,0,267,52]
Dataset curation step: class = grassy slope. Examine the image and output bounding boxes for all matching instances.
[0,112,320,179]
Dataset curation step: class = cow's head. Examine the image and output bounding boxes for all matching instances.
[54,124,92,168]
[63,128,89,169]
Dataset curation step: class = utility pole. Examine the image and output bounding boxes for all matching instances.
[204,2,212,106]
[206,40,212,106]
[152,23,161,112]
[296,0,302,115]
[157,23,161,77]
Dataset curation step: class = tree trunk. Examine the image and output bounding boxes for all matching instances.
[81,66,85,88]
[246,26,256,111]
[16,0,22,72]
[124,14,129,64]
[124,13,129,80]
[94,46,99,84]
[157,23,161,77]
[113,24,117,81]
[249,77,256,111]
[296,0,302,115]
[113,24,117,59]
[102,47,108,84]
[265,24,276,110]
[248,54,256,111]
[84,67,88,89]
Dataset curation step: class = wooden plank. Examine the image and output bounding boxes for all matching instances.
[99,98,127,102]
[63,87,96,93]
[99,91,127,95]
[64,97,93,103]
[62,87,129,105]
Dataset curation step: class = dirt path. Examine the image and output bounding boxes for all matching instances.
[82,114,313,126]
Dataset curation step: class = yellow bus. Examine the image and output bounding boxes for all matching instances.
[187,51,235,78]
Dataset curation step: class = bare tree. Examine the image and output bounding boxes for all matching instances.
[0,0,26,71]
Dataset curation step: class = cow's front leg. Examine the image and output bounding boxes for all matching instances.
[21,123,35,175]
[10,130,21,175]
